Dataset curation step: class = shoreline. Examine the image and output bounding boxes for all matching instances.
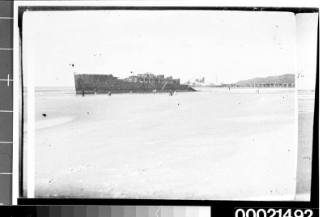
[35,116,75,130]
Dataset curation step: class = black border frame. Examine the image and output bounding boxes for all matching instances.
[16,6,319,214]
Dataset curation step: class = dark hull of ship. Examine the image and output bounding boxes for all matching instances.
[74,74,195,94]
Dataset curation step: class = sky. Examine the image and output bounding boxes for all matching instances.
[22,10,310,87]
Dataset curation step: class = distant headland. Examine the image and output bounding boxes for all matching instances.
[188,74,295,88]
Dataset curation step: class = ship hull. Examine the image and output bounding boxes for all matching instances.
[74,74,195,94]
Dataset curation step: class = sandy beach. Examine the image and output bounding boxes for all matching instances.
[26,88,297,200]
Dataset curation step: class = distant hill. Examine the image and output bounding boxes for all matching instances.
[234,74,295,87]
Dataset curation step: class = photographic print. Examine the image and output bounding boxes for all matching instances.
[18,7,317,201]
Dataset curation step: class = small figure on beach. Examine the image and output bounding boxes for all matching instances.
[108,91,112,96]
[82,90,85,96]
[153,89,157,94]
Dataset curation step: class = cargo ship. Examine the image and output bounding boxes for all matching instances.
[74,73,195,94]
